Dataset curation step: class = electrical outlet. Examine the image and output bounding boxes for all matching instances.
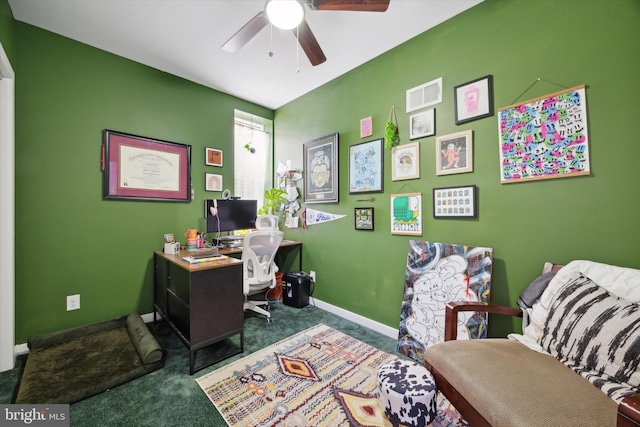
[67,294,80,311]
[309,271,316,282]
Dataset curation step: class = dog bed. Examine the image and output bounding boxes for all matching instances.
[15,313,165,404]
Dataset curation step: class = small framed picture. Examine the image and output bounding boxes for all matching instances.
[436,130,473,175]
[163,233,175,243]
[360,116,373,138]
[205,173,223,192]
[354,207,374,231]
[391,142,420,181]
[454,75,493,125]
[205,147,223,167]
[409,108,435,139]
[391,193,422,236]
[433,185,477,218]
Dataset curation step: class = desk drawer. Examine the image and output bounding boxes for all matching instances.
[167,291,190,341]
[168,264,191,302]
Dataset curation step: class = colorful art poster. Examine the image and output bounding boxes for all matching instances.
[390,193,422,236]
[397,241,493,364]
[498,85,589,184]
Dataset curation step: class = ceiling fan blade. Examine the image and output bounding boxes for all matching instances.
[221,11,269,53]
[309,0,390,12]
[295,18,327,66]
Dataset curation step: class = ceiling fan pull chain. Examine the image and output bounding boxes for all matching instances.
[296,25,300,73]
[269,24,274,58]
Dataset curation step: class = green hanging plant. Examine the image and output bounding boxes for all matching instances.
[384,106,399,148]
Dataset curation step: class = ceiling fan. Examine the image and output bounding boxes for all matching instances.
[221,0,390,66]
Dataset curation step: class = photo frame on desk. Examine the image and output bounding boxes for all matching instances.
[102,129,191,202]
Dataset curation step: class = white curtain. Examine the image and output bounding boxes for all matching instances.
[234,122,271,208]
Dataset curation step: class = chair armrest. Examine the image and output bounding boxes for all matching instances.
[618,394,640,426]
[444,301,523,341]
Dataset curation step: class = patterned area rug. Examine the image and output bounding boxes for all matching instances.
[196,324,468,426]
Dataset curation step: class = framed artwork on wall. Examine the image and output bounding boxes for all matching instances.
[433,185,477,218]
[409,108,435,139]
[391,142,420,181]
[303,132,339,203]
[205,147,223,167]
[102,129,191,202]
[349,138,383,194]
[390,192,422,236]
[454,74,494,125]
[360,116,373,138]
[436,130,473,176]
[354,207,374,231]
[205,173,223,192]
[498,85,590,184]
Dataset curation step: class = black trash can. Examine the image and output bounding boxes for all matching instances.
[282,272,311,308]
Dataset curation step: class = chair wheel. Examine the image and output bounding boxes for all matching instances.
[267,317,273,324]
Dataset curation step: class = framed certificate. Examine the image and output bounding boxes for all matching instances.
[102,129,191,202]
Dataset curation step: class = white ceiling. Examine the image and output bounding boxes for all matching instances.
[8,0,483,110]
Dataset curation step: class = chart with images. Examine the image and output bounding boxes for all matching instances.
[433,186,476,218]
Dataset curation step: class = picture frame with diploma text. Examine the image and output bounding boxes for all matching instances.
[102,129,191,202]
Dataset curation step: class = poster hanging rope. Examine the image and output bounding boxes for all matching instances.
[395,182,419,194]
[510,78,571,105]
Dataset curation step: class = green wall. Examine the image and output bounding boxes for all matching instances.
[0,0,14,62]
[10,21,272,342]
[276,0,640,337]
[4,0,640,343]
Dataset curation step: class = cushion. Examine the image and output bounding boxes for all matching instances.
[425,339,618,426]
[539,272,640,403]
[512,260,640,352]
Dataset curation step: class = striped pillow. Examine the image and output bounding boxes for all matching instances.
[540,273,640,403]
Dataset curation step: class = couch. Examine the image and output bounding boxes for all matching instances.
[424,260,640,426]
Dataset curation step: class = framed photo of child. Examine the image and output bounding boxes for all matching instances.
[435,130,473,176]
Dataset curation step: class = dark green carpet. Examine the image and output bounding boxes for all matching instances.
[1,302,402,426]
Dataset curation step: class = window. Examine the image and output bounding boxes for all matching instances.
[234,110,273,208]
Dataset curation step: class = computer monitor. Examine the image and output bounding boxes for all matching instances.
[205,199,257,234]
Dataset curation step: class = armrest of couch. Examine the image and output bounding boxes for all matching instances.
[619,394,640,426]
[444,301,522,341]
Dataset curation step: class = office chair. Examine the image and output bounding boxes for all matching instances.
[241,230,284,322]
[255,215,280,231]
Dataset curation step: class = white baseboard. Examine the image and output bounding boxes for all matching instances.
[312,298,399,339]
[14,305,397,357]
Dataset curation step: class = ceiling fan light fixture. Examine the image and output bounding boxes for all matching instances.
[265,0,304,30]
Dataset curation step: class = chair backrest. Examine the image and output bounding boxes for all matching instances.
[255,215,280,231]
[241,230,284,294]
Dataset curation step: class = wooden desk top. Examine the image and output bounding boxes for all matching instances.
[154,240,301,272]
[154,248,243,272]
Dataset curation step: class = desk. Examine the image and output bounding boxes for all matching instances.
[217,239,302,271]
[153,240,302,374]
[154,249,244,374]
